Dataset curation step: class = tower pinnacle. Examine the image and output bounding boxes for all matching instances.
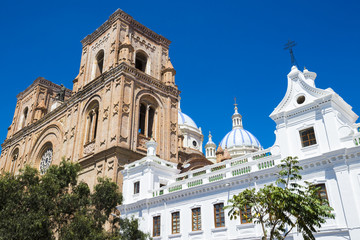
[234,97,239,114]
[232,98,242,129]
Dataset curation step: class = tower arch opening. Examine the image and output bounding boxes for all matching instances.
[95,50,104,78]
[135,51,148,72]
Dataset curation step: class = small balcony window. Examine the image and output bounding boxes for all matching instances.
[134,181,140,194]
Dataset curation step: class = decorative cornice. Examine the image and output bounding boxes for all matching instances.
[81,9,171,48]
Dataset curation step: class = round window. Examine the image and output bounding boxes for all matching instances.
[297,95,305,104]
[40,148,53,175]
[192,140,197,147]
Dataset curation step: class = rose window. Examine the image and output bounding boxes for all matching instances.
[40,148,53,175]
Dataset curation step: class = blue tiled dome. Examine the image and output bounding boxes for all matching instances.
[220,128,261,149]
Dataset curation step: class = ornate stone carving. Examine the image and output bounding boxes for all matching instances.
[170,152,177,159]
[63,130,68,142]
[171,101,177,108]
[105,83,111,92]
[103,106,109,121]
[111,135,116,142]
[83,142,95,155]
[120,23,127,31]
[112,23,117,31]
[110,41,116,53]
[96,163,103,175]
[119,135,127,143]
[91,33,110,51]
[113,102,119,116]
[132,33,156,52]
[124,79,132,87]
[162,49,168,56]
[122,102,130,114]
[115,78,121,87]
[170,122,177,133]
[108,160,114,170]
[70,126,75,139]
[80,65,85,76]
[82,47,87,55]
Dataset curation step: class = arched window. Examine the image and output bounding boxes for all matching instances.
[10,148,19,174]
[22,107,28,128]
[135,51,147,72]
[138,101,156,138]
[39,144,53,175]
[95,50,104,78]
[85,102,99,144]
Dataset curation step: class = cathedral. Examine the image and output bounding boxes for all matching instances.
[2,8,360,240]
[0,9,213,189]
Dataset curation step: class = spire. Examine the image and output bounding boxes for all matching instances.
[223,147,232,161]
[234,97,239,114]
[205,131,216,163]
[161,58,176,86]
[165,58,174,69]
[205,131,216,147]
[232,98,243,129]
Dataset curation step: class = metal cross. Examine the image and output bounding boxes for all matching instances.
[284,40,299,68]
[234,97,238,108]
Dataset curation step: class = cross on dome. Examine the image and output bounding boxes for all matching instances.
[232,98,243,129]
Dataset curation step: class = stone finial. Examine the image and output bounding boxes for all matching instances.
[146,138,157,156]
[223,148,232,161]
[165,58,174,69]
[123,35,131,45]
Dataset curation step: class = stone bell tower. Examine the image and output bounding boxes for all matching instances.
[71,9,180,162]
[0,9,180,190]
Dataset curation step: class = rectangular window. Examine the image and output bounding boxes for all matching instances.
[171,212,180,234]
[192,208,201,231]
[214,203,225,228]
[153,216,161,237]
[299,127,317,147]
[134,181,140,194]
[240,205,252,224]
[316,183,329,205]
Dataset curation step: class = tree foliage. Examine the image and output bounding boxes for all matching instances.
[0,159,148,240]
[225,156,334,240]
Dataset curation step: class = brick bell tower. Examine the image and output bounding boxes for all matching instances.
[0,9,179,189]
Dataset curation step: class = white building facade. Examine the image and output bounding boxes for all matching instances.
[118,66,360,240]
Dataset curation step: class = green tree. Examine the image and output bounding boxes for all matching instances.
[0,159,149,240]
[225,156,334,240]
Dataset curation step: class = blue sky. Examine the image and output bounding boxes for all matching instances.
[1,0,359,150]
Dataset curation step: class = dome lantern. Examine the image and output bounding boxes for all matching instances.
[232,98,243,129]
[220,100,262,158]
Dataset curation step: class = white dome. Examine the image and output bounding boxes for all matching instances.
[220,128,261,149]
[178,111,198,129]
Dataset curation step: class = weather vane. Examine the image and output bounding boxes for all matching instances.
[234,97,237,107]
[284,40,299,68]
